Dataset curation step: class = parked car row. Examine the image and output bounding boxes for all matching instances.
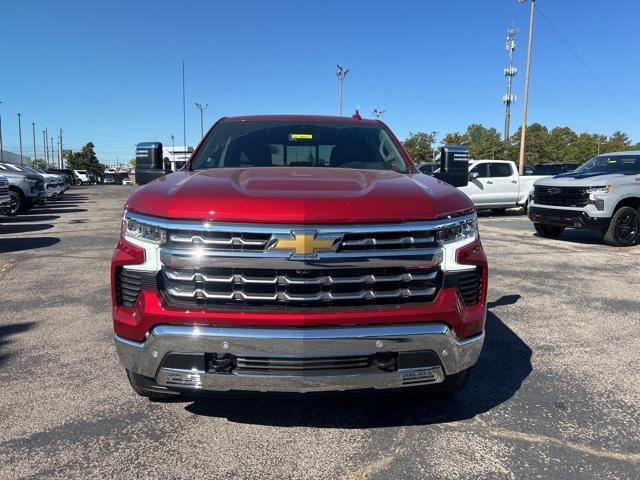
[0,163,72,215]
[418,151,640,247]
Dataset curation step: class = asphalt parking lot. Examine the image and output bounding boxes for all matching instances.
[1,186,639,479]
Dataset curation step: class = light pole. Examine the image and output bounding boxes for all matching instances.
[372,109,385,119]
[0,101,4,163]
[336,65,349,116]
[17,113,23,164]
[171,133,175,167]
[42,130,48,167]
[517,0,536,175]
[195,103,209,139]
[32,122,37,165]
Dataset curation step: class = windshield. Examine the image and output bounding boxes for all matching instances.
[190,121,410,173]
[573,155,640,175]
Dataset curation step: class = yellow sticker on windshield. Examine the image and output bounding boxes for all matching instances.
[290,133,313,140]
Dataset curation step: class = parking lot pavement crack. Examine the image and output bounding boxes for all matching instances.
[343,425,415,480]
[444,418,640,464]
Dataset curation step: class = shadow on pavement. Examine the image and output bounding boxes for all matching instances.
[0,214,60,223]
[184,296,532,427]
[30,208,87,214]
[0,322,36,367]
[0,223,53,235]
[0,237,60,253]
[534,229,606,246]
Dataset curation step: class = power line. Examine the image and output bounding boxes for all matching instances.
[536,6,640,125]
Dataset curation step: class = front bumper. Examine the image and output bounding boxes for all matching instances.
[0,196,10,213]
[528,206,610,230]
[115,323,484,394]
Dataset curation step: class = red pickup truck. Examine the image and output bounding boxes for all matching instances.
[112,115,487,399]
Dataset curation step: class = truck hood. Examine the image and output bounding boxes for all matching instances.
[534,172,637,187]
[126,167,473,223]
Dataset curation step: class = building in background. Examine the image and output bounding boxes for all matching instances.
[163,146,193,171]
[0,149,31,165]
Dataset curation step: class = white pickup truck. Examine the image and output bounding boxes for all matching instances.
[458,159,546,212]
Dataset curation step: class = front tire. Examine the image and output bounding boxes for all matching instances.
[534,223,565,238]
[603,206,640,247]
[7,190,25,216]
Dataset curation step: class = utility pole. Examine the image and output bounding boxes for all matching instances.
[372,109,385,119]
[17,113,23,164]
[44,128,49,166]
[336,65,349,116]
[431,131,439,162]
[42,130,48,167]
[50,136,55,169]
[31,122,37,165]
[518,0,536,176]
[182,60,187,151]
[503,27,518,142]
[59,128,63,168]
[0,101,4,163]
[171,133,175,165]
[195,103,209,138]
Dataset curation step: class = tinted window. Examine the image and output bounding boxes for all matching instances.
[574,155,640,175]
[470,163,490,178]
[489,163,513,177]
[190,121,409,173]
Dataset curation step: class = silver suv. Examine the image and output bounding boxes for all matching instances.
[0,176,10,214]
[0,163,46,215]
[529,151,640,246]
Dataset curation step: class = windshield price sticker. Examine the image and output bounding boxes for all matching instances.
[290,133,313,140]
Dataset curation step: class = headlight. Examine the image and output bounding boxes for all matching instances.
[123,214,166,244]
[435,217,478,244]
[24,177,38,184]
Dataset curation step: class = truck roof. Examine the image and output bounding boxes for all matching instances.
[602,150,640,156]
[220,114,381,126]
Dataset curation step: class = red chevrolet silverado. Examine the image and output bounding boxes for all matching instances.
[112,115,487,399]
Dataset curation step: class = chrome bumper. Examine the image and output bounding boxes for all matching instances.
[115,323,484,394]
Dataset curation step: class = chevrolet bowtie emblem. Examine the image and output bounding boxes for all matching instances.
[268,231,342,258]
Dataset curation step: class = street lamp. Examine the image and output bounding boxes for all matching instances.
[32,122,37,165]
[0,101,4,163]
[17,113,23,164]
[517,0,536,175]
[336,65,350,116]
[194,103,209,139]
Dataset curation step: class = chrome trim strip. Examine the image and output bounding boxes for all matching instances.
[114,323,485,393]
[160,245,444,261]
[125,211,477,235]
[166,286,437,302]
[164,269,438,285]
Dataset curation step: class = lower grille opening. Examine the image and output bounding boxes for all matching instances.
[457,268,483,306]
[115,268,158,307]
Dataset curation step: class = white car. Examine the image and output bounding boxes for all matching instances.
[122,178,132,185]
[529,151,640,246]
[74,170,91,185]
[458,160,547,212]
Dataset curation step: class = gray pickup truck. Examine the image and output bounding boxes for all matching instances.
[0,163,46,215]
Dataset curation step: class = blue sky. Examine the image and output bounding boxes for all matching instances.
[1,0,639,165]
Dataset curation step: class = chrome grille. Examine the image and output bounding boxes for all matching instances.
[162,266,441,308]
[235,355,373,374]
[167,231,271,252]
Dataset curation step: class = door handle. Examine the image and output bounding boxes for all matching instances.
[511,180,517,184]
[486,180,494,184]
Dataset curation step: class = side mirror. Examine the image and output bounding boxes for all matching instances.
[468,172,479,180]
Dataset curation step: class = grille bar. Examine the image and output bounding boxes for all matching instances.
[167,286,437,302]
[534,186,589,208]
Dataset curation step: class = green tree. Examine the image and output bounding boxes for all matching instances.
[67,142,106,174]
[31,158,49,168]
[603,131,631,153]
[465,124,502,159]
[441,132,469,146]
[402,131,436,163]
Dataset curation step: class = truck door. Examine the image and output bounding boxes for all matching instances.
[459,162,491,206]
[486,162,519,206]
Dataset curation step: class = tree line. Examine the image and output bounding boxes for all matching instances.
[403,124,640,166]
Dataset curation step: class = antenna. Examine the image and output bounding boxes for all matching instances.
[503,27,518,141]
